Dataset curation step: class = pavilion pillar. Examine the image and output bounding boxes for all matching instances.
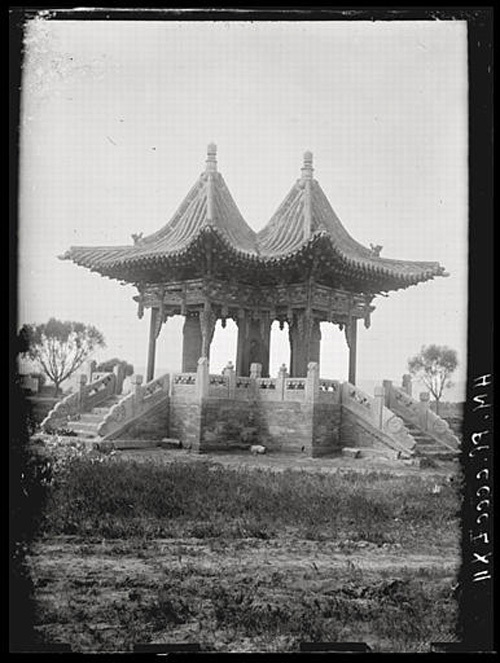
[236,313,271,377]
[146,307,159,382]
[199,303,217,361]
[347,317,358,385]
[289,313,321,378]
[182,313,202,373]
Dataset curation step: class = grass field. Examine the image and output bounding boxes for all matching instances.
[22,446,462,653]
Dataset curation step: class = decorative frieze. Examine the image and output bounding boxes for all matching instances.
[137,278,374,326]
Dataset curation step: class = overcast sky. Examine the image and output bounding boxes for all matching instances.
[18,18,468,399]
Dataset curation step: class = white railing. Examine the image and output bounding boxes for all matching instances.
[97,373,170,439]
[385,383,460,451]
[318,379,341,404]
[41,372,116,432]
[341,382,416,457]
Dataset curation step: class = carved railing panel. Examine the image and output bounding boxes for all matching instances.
[284,378,306,402]
[84,373,116,411]
[318,379,341,404]
[41,391,81,431]
[171,373,197,397]
[387,384,460,451]
[143,374,170,406]
[341,382,415,456]
[234,376,253,400]
[255,377,281,401]
[41,372,116,431]
[341,382,373,418]
[208,374,229,398]
[97,373,170,439]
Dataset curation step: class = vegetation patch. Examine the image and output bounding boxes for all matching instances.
[23,450,460,653]
[38,456,460,549]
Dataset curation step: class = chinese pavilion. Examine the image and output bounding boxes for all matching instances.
[62,144,447,384]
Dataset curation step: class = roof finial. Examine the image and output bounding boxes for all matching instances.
[206,142,217,172]
[301,150,314,180]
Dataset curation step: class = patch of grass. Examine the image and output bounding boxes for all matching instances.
[38,457,460,550]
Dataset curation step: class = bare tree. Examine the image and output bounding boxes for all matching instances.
[20,318,105,395]
[408,344,458,415]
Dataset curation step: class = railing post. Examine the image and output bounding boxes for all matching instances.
[419,391,430,430]
[113,363,125,395]
[78,374,88,412]
[382,379,393,408]
[133,374,143,409]
[196,357,209,401]
[402,374,412,396]
[277,363,287,401]
[373,386,385,429]
[222,361,236,399]
[87,360,97,384]
[305,361,319,403]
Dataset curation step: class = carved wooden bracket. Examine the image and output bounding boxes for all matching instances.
[200,302,217,356]
[344,321,352,349]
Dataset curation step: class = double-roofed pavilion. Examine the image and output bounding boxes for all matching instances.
[62,144,447,383]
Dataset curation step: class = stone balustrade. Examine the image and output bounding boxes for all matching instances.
[41,372,117,432]
[341,381,416,457]
[383,381,460,451]
[97,373,170,439]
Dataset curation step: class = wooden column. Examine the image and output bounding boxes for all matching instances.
[348,317,358,385]
[236,313,247,376]
[200,302,216,360]
[289,312,320,378]
[146,307,159,382]
[182,313,202,372]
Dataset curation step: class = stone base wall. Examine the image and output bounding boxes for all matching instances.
[339,409,400,458]
[115,400,170,441]
[107,391,392,459]
[312,403,342,457]
[257,401,313,453]
[200,399,342,456]
[168,398,202,451]
[201,398,257,451]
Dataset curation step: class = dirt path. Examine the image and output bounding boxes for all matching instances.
[25,536,460,653]
[28,536,460,578]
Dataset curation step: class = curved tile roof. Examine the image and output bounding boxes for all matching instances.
[61,145,447,291]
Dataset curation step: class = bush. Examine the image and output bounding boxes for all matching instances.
[96,358,134,377]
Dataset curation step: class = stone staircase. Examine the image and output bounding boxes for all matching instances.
[65,395,123,443]
[403,421,458,460]
[41,371,171,449]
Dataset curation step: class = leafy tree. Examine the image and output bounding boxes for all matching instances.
[19,318,105,395]
[96,357,134,377]
[408,344,458,415]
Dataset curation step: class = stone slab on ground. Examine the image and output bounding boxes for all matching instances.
[342,447,362,459]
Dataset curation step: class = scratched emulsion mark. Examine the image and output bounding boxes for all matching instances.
[21,13,111,111]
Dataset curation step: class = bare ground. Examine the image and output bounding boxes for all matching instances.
[116,447,459,479]
[23,450,461,653]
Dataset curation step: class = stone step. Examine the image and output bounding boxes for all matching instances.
[94,439,161,452]
[78,413,104,423]
[90,396,122,414]
[415,448,457,458]
[355,447,398,461]
[341,447,362,459]
[66,431,99,440]
[66,421,101,433]
[91,406,113,415]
